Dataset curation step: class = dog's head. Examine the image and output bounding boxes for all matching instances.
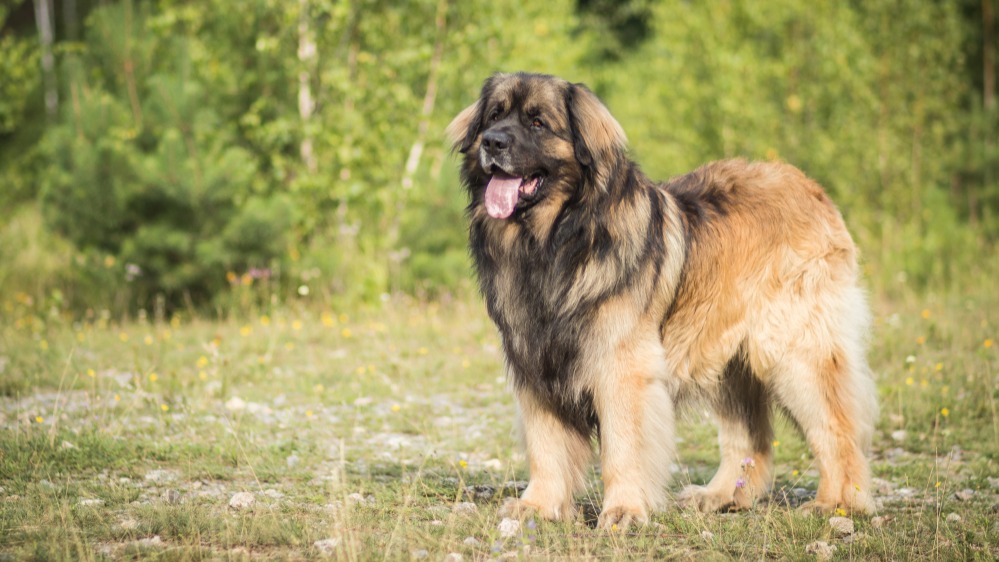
[447,73,627,219]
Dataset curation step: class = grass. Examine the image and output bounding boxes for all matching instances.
[0,291,996,560]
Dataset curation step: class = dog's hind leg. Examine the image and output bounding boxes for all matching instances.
[677,355,774,512]
[768,287,877,514]
[500,385,593,521]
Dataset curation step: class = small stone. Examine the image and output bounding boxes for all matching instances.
[228,492,255,510]
[313,538,340,556]
[497,517,520,538]
[700,530,714,540]
[119,517,139,530]
[987,477,999,489]
[453,501,477,514]
[346,493,375,506]
[144,469,177,484]
[430,520,444,526]
[263,489,285,500]
[805,540,836,561]
[954,489,974,501]
[411,549,429,559]
[945,512,962,523]
[61,441,77,450]
[462,537,481,546]
[890,430,907,442]
[791,487,811,498]
[871,515,889,528]
[78,498,104,507]
[135,536,162,548]
[286,454,300,468]
[443,553,463,562]
[829,516,854,536]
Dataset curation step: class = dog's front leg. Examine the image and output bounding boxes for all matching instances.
[500,384,593,521]
[593,341,675,530]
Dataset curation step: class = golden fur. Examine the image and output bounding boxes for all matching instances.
[448,73,877,529]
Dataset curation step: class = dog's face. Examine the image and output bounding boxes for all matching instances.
[447,73,627,219]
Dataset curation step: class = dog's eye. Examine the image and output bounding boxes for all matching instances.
[489,109,502,122]
[531,118,544,129]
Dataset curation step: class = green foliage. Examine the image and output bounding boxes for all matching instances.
[0,0,996,312]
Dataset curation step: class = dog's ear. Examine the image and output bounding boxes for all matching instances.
[445,99,482,154]
[566,83,627,167]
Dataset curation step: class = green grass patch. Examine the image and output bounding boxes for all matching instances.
[0,294,996,559]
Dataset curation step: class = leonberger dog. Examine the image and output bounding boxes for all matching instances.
[447,72,877,529]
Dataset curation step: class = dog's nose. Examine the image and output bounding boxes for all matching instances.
[482,130,512,154]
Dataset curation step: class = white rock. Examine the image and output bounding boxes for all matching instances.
[135,536,163,548]
[453,502,477,514]
[78,498,104,507]
[286,454,300,467]
[700,530,714,540]
[462,537,481,546]
[229,492,255,509]
[313,538,340,556]
[829,516,854,536]
[411,549,429,559]
[954,489,974,501]
[497,517,520,538]
[890,430,907,442]
[263,489,285,499]
[144,469,177,483]
[805,540,836,561]
[946,512,962,523]
[225,396,246,411]
[119,517,139,530]
[443,553,464,562]
[61,441,77,450]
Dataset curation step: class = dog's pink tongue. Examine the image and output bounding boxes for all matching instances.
[485,175,521,219]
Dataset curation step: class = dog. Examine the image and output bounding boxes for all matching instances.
[446,72,878,529]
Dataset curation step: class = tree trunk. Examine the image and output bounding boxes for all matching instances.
[33,0,57,121]
[298,0,317,175]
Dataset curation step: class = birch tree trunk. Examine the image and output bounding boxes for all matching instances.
[298,0,318,175]
[34,0,57,121]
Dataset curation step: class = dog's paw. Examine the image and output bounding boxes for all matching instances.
[676,485,737,513]
[499,497,575,521]
[797,500,838,515]
[596,505,648,530]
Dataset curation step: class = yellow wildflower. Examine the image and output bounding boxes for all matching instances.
[921,309,930,319]
[240,325,252,336]
[35,416,44,423]
[87,369,95,378]
[292,320,303,331]
[260,315,271,326]
[772,440,780,448]
[149,373,158,382]
[144,335,153,346]
[119,332,129,342]
[985,339,993,349]
[341,328,353,338]
[197,356,209,368]
[940,407,949,418]
[160,404,169,412]
[391,404,401,412]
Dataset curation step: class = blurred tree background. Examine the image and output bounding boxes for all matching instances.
[1,0,996,317]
